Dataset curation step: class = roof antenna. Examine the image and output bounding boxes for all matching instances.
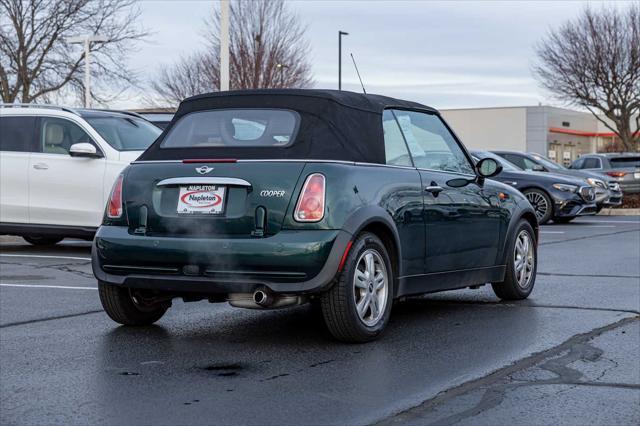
[350,53,367,94]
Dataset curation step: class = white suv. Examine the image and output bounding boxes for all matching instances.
[0,104,162,245]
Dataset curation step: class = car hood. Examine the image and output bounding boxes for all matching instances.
[118,150,144,164]
[502,169,589,186]
[542,168,610,183]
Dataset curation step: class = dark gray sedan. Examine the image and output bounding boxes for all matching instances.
[472,151,597,224]
[493,151,623,210]
[569,153,640,194]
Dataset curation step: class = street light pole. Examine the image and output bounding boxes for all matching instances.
[338,31,348,90]
[67,35,108,108]
[220,0,230,91]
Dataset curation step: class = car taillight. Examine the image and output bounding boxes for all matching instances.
[107,174,124,218]
[606,171,627,178]
[294,173,325,222]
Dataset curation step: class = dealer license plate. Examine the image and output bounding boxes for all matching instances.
[634,172,640,179]
[177,185,225,215]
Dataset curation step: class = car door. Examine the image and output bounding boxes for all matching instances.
[381,110,425,278]
[28,116,106,227]
[568,157,584,170]
[0,115,37,224]
[389,109,503,277]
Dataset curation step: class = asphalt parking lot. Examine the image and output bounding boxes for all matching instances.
[1,216,639,425]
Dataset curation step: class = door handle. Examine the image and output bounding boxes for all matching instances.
[33,163,49,170]
[425,184,444,195]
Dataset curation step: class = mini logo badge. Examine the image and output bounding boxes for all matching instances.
[195,166,214,175]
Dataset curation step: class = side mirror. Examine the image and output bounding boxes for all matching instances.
[476,157,502,178]
[532,164,545,172]
[69,143,102,158]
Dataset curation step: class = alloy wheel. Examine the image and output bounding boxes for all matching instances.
[513,230,534,289]
[526,192,548,221]
[353,249,388,326]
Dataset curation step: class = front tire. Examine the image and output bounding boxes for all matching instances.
[523,189,553,224]
[491,220,537,300]
[23,235,63,246]
[99,282,170,325]
[320,232,393,343]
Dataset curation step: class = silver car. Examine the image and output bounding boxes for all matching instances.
[569,153,640,194]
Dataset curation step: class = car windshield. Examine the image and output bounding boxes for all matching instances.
[530,154,565,170]
[85,116,162,151]
[473,151,519,171]
[610,156,640,168]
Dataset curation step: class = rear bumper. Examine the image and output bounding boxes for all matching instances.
[92,226,351,295]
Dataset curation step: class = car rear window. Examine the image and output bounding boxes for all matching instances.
[161,109,299,149]
[610,157,640,168]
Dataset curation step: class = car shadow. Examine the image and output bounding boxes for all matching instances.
[96,294,531,355]
[0,239,92,256]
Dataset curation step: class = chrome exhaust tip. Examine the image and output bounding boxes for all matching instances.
[253,289,273,307]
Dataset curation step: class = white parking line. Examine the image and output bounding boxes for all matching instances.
[0,283,97,290]
[580,225,617,228]
[0,254,90,261]
[540,231,565,234]
[578,220,640,224]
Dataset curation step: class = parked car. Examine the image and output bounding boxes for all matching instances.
[568,153,640,194]
[93,89,539,343]
[492,151,622,211]
[136,112,174,129]
[471,151,597,224]
[0,104,162,245]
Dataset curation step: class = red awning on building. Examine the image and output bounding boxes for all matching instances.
[549,127,639,137]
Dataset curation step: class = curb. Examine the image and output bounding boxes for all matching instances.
[598,208,640,216]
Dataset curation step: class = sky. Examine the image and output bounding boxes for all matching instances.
[116,0,632,110]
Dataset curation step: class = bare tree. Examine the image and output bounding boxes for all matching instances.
[533,4,640,151]
[151,0,312,107]
[151,51,218,107]
[0,0,147,104]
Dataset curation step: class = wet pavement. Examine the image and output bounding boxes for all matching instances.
[1,216,638,425]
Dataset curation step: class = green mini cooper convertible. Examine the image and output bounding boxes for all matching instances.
[93,89,538,342]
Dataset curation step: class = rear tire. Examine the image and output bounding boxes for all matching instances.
[98,281,170,325]
[320,232,393,343]
[523,189,553,225]
[491,220,537,300]
[23,235,63,246]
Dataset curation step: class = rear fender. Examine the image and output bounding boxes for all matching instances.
[341,206,403,289]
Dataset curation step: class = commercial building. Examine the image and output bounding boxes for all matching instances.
[441,105,638,166]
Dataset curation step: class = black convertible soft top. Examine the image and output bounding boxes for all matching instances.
[138,89,438,164]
